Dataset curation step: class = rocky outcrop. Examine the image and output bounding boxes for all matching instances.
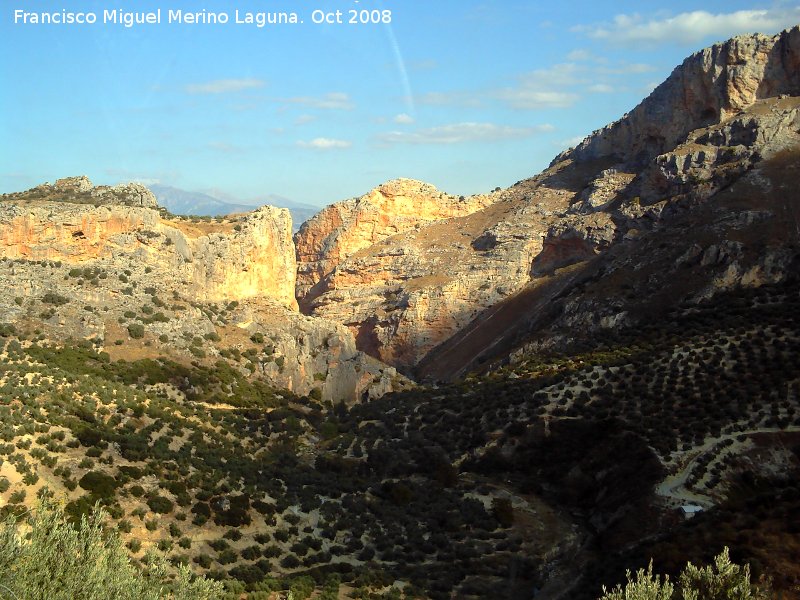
[0,199,297,309]
[637,97,800,204]
[5,175,161,209]
[0,183,408,402]
[530,214,616,276]
[166,206,298,309]
[302,179,577,370]
[230,300,405,402]
[294,178,496,305]
[559,26,800,166]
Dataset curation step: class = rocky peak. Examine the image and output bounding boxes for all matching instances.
[4,175,160,209]
[54,175,93,193]
[105,182,159,208]
[559,25,800,166]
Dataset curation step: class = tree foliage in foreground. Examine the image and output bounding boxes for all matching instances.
[0,501,223,600]
[600,548,770,600]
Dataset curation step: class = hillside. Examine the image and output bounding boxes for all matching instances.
[0,176,405,403]
[0,278,797,597]
[0,27,799,600]
[297,27,800,379]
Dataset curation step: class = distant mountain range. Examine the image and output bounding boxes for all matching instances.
[149,184,319,230]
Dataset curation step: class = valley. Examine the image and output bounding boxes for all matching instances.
[1,25,799,600]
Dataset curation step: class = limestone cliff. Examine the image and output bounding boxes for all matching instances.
[0,178,407,402]
[299,27,800,376]
[559,26,800,166]
[0,181,297,309]
[294,178,496,305]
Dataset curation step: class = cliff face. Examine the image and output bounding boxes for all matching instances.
[165,206,298,309]
[0,192,297,309]
[0,178,407,402]
[417,28,800,381]
[294,178,497,305]
[560,26,800,166]
[297,27,800,375]
[299,177,592,370]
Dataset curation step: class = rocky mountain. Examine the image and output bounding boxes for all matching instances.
[293,27,800,381]
[1,27,799,600]
[294,178,497,304]
[0,176,404,402]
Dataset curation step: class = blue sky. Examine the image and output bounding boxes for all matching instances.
[2,1,799,206]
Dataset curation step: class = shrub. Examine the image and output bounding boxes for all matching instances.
[280,554,301,569]
[78,471,117,498]
[195,554,212,569]
[599,548,770,600]
[0,501,223,599]
[127,323,145,339]
[146,495,174,514]
[42,292,69,306]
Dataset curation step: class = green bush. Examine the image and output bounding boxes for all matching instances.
[78,471,118,498]
[127,323,145,339]
[41,292,69,306]
[146,495,174,514]
[0,501,222,599]
[599,548,769,600]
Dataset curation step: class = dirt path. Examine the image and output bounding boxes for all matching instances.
[656,425,800,507]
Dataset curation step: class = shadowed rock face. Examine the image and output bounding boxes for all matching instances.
[294,27,800,374]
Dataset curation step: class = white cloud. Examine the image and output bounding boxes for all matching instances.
[576,8,800,45]
[377,122,553,145]
[419,57,652,113]
[588,83,614,93]
[495,63,584,109]
[496,89,580,109]
[598,63,656,75]
[520,63,585,88]
[419,91,483,108]
[393,113,415,124]
[296,138,352,150]
[283,92,354,110]
[294,114,317,125]
[185,79,266,94]
[566,49,592,61]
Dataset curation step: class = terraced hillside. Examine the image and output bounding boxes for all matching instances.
[1,277,798,598]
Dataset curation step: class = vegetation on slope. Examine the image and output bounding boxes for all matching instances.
[0,277,798,598]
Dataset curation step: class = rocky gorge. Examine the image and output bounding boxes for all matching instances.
[0,26,799,600]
